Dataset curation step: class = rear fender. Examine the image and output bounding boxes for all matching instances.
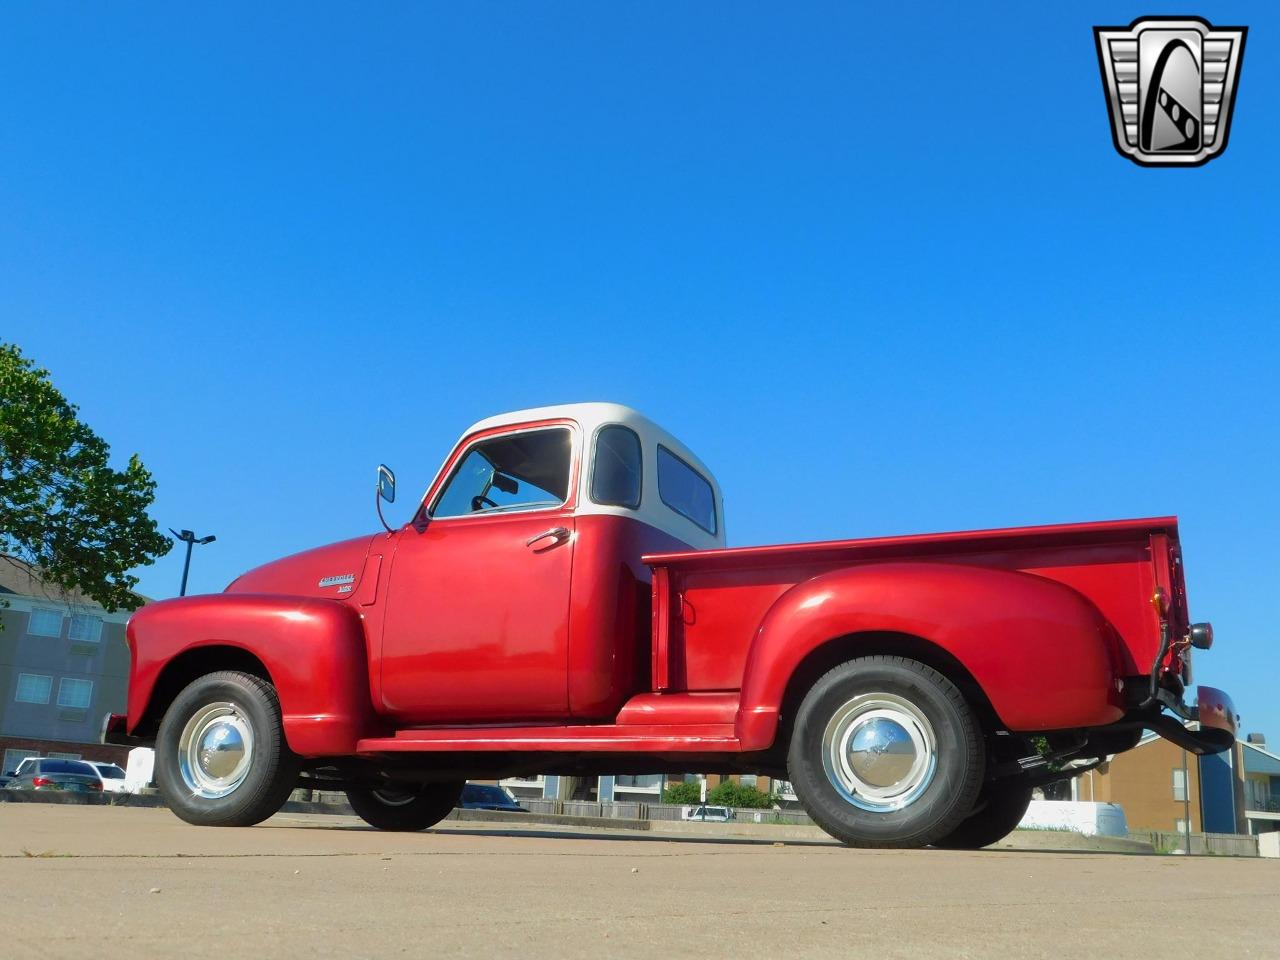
[736,562,1124,750]
[125,594,383,757]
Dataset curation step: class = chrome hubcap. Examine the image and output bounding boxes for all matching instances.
[371,787,418,807]
[822,693,937,812]
[177,702,254,799]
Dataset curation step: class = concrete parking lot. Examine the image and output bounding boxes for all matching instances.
[2,805,1277,959]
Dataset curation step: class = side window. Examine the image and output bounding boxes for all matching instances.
[433,427,572,519]
[591,425,642,509]
[57,678,94,709]
[27,608,63,638]
[68,615,103,643]
[657,446,717,534]
[14,673,52,704]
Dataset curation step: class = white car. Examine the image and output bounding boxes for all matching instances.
[89,761,131,794]
[681,804,734,822]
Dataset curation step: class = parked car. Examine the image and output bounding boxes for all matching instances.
[681,805,733,822]
[105,403,1235,849]
[3,755,41,787]
[89,762,131,794]
[5,758,104,793]
[459,783,527,812]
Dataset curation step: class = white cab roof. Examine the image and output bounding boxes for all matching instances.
[456,402,724,549]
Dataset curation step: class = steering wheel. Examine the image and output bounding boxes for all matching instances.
[471,495,498,512]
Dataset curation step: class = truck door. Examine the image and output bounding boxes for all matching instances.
[379,424,576,724]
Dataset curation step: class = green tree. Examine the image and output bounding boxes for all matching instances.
[707,780,776,810]
[0,343,170,611]
[661,780,704,805]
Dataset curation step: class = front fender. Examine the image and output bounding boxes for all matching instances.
[736,562,1124,750]
[125,594,382,757]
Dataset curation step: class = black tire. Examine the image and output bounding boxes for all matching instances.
[932,781,1033,849]
[155,670,300,827]
[787,656,985,848]
[346,781,464,831]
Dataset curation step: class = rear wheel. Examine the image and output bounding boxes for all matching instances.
[787,656,985,848]
[931,781,1033,849]
[346,781,464,831]
[155,670,300,827]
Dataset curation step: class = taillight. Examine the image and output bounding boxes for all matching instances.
[31,776,52,787]
[90,781,103,790]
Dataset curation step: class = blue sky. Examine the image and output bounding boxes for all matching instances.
[3,4,1277,737]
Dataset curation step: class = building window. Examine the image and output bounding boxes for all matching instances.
[615,774,663,790]
[15,673,53,704]
[739,773,758,788]
[68,615,103,643]
[1172,768,1188,802]
[2,749,39,774]
[27,608,63,638]
[57,678,94,710]
[47,751,82,760]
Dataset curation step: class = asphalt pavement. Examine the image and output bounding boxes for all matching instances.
[2,805,1277,959]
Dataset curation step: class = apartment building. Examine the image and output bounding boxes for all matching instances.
[1241,735,1280,835]
[0,557,136,774]
[1069,728,1246,834]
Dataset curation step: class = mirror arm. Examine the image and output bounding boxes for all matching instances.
[376,491,394,533]
[375,463,397,533]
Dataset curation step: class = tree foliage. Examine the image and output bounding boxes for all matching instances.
[706,780,776,810]
[0,343,170,611]
[661,781,704,805]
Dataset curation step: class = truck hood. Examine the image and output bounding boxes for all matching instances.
[225,534,379,600]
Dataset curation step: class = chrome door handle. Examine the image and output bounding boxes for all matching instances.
[526,527,570,549]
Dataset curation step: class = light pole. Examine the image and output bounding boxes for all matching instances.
[1181,748,1192,855]
[170,528,216,597]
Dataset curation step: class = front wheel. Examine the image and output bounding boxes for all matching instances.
[787,656,985,848]
[155,670,300,827]
[346,781,464,831]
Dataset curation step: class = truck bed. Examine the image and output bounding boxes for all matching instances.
[645,516,1186,691]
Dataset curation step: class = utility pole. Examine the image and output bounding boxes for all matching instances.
[1181,748,1192,855]
[169,528,216,597]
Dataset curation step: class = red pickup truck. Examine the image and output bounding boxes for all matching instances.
[106,403,1235,848]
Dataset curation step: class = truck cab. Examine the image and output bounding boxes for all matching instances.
[109,402,1236,849]
[373,403,723,725]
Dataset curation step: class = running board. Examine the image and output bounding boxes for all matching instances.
[356,723,740,755]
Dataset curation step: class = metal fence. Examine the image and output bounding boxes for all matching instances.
[524,798,1261,854]
[1129,829,1259,857]
[520,798,650,820]
[519,797,815,825]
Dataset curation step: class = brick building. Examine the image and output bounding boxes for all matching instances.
[0,557,137,774]
[1069,728,1246,834]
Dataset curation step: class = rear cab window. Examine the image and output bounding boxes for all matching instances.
[591,425,642,509]
[657,445,716,534]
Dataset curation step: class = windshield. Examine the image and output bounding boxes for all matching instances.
[95,765,126,779]
[433,428,572,519]
[463,784,515,804]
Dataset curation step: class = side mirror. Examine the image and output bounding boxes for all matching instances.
[377,464,396,504]
[376,464,397,533]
